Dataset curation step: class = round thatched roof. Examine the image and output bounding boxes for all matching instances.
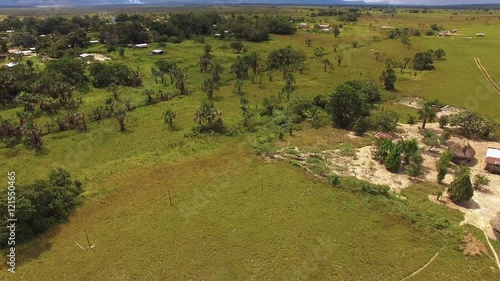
[491,215,500,232]
[448,142,476,159]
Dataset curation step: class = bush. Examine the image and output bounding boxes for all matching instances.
[374,110,399,132]
[407,114,416,124]
[0,168,83,247]
[360,182,390,197]
[473,174,490,190]
[328,174,341,187]
[353,117,368,136]
[447,166,473,202]
[384,146,402,173]
[436,150,453,183]
[449,111,495,139]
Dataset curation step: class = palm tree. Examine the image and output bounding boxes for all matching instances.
[305,39,312,47]
[321,59,331,72]
[418,102,437,129]
[211,62,223,89]
[163,109,177,130]
[114,108,127,132]
[202,78,216,99]
[233,79,244,96]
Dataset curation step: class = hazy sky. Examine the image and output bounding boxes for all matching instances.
[363,0,500,3]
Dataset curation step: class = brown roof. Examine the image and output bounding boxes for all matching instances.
[375,132,393,140]
[491,215,500,232]
[448,142,476,159]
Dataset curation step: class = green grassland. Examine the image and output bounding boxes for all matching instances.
[1,7,500,280]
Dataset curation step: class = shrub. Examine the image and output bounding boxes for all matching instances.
[360,182,390,197]
[353,117,368,136]
[447,166,473,202]
[407,114,416,124]
[374,110,399,132]
[384,146,402,173]
[328,174,341,187]
[472,174,490,190]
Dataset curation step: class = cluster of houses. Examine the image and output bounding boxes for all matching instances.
[437,29,458,37]
[374,131,500,175]
[298,23,332,32]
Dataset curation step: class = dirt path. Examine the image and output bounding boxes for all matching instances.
[400,247,444,281]
[473,56,500,95]
[483,230,500,270]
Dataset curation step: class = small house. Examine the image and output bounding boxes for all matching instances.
[375,132,394,141]
[0,54,7,60]
[89,40,100,44]
[485,147,500,174]
[152,49,164,55]
[476,33,486,37]
[299,23,309,29]
[319,24,330,29]
[5,62,18,68]
[448,142,476,165]
[134,43,148,48]
[29,47,36,52]
[79,53,94,62]
[21,50,33,56]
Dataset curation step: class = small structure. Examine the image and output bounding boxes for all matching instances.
[89,40,99,44]
[448,142,476,165]
[21,50,33,56]
[375,132,394,141]
[319,24,330,29]
[79,53,95,62]
[134,43,148,48]
[491,214,500,236]
[476,33,486,37]
[0,54,7,60]
[152,49,164,55]
[29,47,36,52]
[464,37,472,41]
[214,33,221,37]
[485,147,500,174]
[299,23,309,29]
[5,62,18,68]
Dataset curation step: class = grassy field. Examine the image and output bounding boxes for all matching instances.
[1,6,500,280]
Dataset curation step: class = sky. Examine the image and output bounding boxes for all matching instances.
[362,0,500,4]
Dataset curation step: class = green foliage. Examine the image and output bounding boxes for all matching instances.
[163,108,177,130]
[422,129,440,150]
[328,173,341,187]
[472,174,490,190]
[448,166,473,202]
[360,182,390,197]
[326,81,375,129]
[449,111,495,139]
[373,110,399,132]
[88,62,142,88]
[353,117,368,136]
[413,51,435,71]
[381,68,397,90]
[406,152,424,178]
[436,150,453,183]
[384,146,402,173]
[0,168,83,247]
[407,114,416,124]
[193,100,225,134]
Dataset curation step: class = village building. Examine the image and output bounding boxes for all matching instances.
[79,53,95,62]
[476,33,486,37]
[5,62,18,68]
[375,132,394,141]
[134,43,148,48]
[89,40,99,44]
[152,49,164,55]
[448,142,476,165]
[299,23,309,29]
[0,54,7,60]
[485,147,500,174]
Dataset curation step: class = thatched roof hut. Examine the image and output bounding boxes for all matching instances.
[491,214,500,233]
[448,142,476,164]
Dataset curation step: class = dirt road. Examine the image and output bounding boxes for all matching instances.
[473,56,500,95]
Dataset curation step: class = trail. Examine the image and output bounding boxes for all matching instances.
[473,56,500,96]
[483,230,500,271]
[400,247,444,281]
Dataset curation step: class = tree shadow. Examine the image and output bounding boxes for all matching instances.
[456,198,481,210]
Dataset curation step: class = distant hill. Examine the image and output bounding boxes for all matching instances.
[2,0,367,7]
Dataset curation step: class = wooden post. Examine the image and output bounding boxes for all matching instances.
[168,188,173,206]
[84,229,91,248]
